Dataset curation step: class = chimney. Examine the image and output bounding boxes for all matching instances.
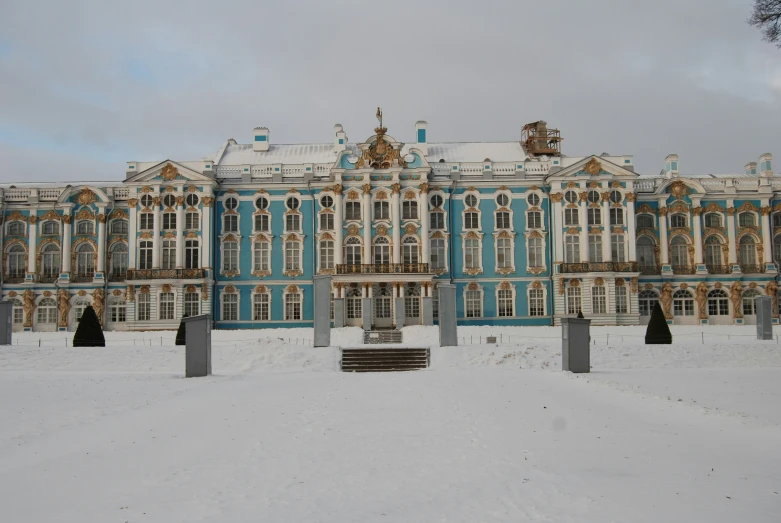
[745,162,757,175]
[334,124,347,152]
[126,162,138,179]
[759,153,773,177]
[415,121,428,154]
[253,127,269,152]
[664,154,679,178]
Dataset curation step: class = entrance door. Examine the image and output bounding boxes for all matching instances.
[373,297,393,328]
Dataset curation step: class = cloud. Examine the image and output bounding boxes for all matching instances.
[0,0,779,182]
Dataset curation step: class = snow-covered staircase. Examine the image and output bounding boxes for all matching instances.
[340,348,430,373]
[362,330,403,344]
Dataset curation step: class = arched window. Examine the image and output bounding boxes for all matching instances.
[402,236,419,265]
[639,290,658,316]
[673,289,694,317]
[345,237,362,265]
[670,236,689,268]
[739,212,756,227]
[75,243,95,278]
[37,298,57,324]
[637,236,656,271]
[742,289,762,316]
[704,235,724,270]
[373,237,390,265]
[319,239,334,270]
[76,220,94,235]
[110,220,128,234]
[670,214,687,228]
[7,221,24,235]
[110,243,128,278]
[704,213,721,228]
[707,289,729,316]
[739,235,757,268]
[42,221,59,235]
[41,243,60,279]
[6,245,25,278]
[636,215,654,228]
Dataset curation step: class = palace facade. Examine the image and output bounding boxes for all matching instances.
[1,116,778,331]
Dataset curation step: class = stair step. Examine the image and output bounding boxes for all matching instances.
[340,347,430,373]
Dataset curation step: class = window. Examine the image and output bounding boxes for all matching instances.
[739,235,757,266]
[319,213,333,231]
[565,236,580,263]
[285,293,301,320]
[637,236,656,270]
[7,222,24,235]
[566,286,581,315]
[374,201,390,220]
[616,286,628,314]
[774,213,781,228]
[464,212,479,229]
[186,194,200,207]
[345,237,362,265]
[609,208,624,226]
[431,238,446,269]
[347,288,362,319]
[609,190,622,203]
[223,241,238,272]
[223,215,238,233]
[253,293,270,321]
[110,220,127,234]
[496,238,512,268]
[222,293,238,321]
[73,300,89,322]
[497,289,514,317]
[320,195,334,208]
[589,235,603,262]
[636,215,654,228]
[670,236,689,267]
[252,214,269,232]
[162,212,176,230]
[161,239,175,269]
[184,292,199,318]
[110,243,127,277]
[402,201,418,220]
[528,237,544,268]
[592,286,606,314]
[37,298,57,324]
[163,194,176,208]
[76,221,94,235]
[670,214,686,228]
[743,289,761,315]
[374,237,390,265]
[529,288,545,316]
[775,234,781,267]
[12,299,23,324]
[739,212,755,227]
[587,208,602,225]
[402,237,419,264]
[564,191,578,204]
[41,244,60,279]
[527,211,541,229]
[433,292,439,319]
[611,234,625,262]
[704,236,723,267]
[109,301,126,323]
[43,221,59,235]
[495,212,510,229]
[527,193,540,206]
[704,213,721,228]
[140,213,153,230]
[564,208,579,225]
[464,238,480,269]
[286,197,300,210]
[285,240,301,271]
[465,194,478,208]
[345,202,361,221]
[431,194,444,208]
[431,212,445,230]
[255,197,269,210]
[137,293,150,321]
[708,289,729,316]
[320,240,334,270]
[253,240,270,272]
[139,241,153,270]
[159,292,174,320]
[224,197,238,211]
[673,289,694,316]
[75,243,95,278]
[285,214,300,232]
[465,289,482,317]
[405,294,420,319]
[496,193,510,207]
[140,194,153,208]
[185,240,199,269]
[587,191,600,204]
[639,290,658,316]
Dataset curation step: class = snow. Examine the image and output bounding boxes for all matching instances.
[1,326,780,522]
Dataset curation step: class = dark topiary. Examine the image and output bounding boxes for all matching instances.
[72,305,105,347]
[576,310,585,319]
[175,315,188,346]
[645,301,672,344]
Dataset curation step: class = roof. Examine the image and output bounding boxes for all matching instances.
[0,181,126,189]
[422,142,527,163]
[217,143,342,165]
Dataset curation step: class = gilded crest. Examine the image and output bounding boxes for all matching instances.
[160,163,179,181]
[77,188,97,206]
[584,158,602,176]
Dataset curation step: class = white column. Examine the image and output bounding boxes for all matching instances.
[626,195,636,261]
[27,217,37,276]
[659,208,669,264]
[552,198,563,263]
[97,211,106,273]
[152,196,161,269]
[334,187,344,265]
[601,194,611,262]
[128,203,137,268]
[579,196,589,262]
[761,202,772,264]
[692,200,703,265]
[62,214,72,274]
[201,196,212,268]
[362,185,372,262]
[726,201,737,264]
[392,184,401,263]
[175,196,184,268]
[420,186,429,264]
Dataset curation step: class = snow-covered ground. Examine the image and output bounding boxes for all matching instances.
[1,326,780,522]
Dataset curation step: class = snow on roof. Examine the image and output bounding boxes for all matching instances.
[0,181,126,189]
[217,143,342,165]
[423,142,527,163]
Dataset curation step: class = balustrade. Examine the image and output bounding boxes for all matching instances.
[558,262,638,273]
[336,263,430,275]
[126,268,206,280]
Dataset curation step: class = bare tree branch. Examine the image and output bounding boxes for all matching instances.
[748,0,781,47]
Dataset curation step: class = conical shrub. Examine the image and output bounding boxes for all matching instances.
[175,315,188,346]
[645,301,672,344]
[72,305,105,347]
[576,310,585,319]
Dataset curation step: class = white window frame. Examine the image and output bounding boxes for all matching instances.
[496,285,515,318]
[615,285,628,314]
[528,285,546,317]
[464,287,483,318]
[591,286,607,314]
[566,285,582,315]
[284,290,303,321]
[252,236,271,274]
[252,291,270,321]
[137,292,151,321]
[494,233,515,272]
[221,290,239,321]
[159,292,175,320]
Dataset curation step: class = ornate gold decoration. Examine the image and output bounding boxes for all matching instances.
[419,183,429,193]
[498,281,512,291]
[738,201,759,213]
[637,203,655,214]
[347,225,359,236]
[726,207,735,216]
[532,280,542,289]
[175,196,185,206]
[21,290,35,328]
[112,289,122,297]
[669,180,689,199]
[584,158,602,176]
[163,186,175,193]
[186,231,198,239]
[404,190,416,200]
[404,224,417,235]
[57,289,70,327]
[692,207,703,216]
[139,232,152,239]
[611,181,622,188]
[766,281,779,318]
[579,191,588,202]
[152,196,161,206]
[566,227,579,235]
[594,277,604,286]
[377,225,388,236]
[558,278,565,295]
[141,186,152,193]
[704,202,724,213]
[375,191,388,201]
[565,182,577,189]
[254,284,267,293]
[550,193,563,203]
[658,207,669,217]
[660,282,673,319]
[77,188,98,206]
[97,214,107,223]
[109,208,128,219]
[201,283,209,301]
[160,163,179,181]
[224,285,236,293]
[127,198,139,208]
[644,283,654,290]
[29,215,38,225]
[188,185,198,193]
[201,197,214,207]
[140,285,150,294]
[347,190,360,201]
[92,289,105,325]
[41,210,59,221]
[625,192,636,202]
[569,279,580,287]
[615,278,625,286]
[163,232,175,239]
[588,227,600,235]
[467,282,479,291]
[161,284,172,293]
[761,206,772,216]
[730,281,744,319]
[285,284,299,293]
[75,208,95,220]
[7,291,16,298]
[601,191,611,201]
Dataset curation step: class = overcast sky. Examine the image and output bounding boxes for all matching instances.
[1,0,779,182]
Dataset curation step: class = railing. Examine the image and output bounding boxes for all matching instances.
[639,264,660,275]
[38,274,58,283]
[126,268,206,280]
[108,271,127,282]
[671,265,696,275]
[4,274,25,283]
[71,273,95,283]
[706,264,731,275]
[336,263,430,275]
[740,264,765,274]
[558,262,638,273]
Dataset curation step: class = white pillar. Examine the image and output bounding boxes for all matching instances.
[201,196,212,268]
[692,200,703,265]
[27,217,37,276]
[552,197,563,263]
[601,194,611,262]
[420,186,429,264]
[726,201,737,264]
[392,184,401,263]
[334,187,344,265]
[626,195,636,261]
[362,185,372,262]
[97,211,106,273]
[152,196,161,269]
[175,196,184,268]
[659,207,669,264]
[61,214,72,274]
[128,202,137,268]
[761,202,772,264]
[579,196,589,262]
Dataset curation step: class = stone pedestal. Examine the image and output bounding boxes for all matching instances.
[756,295,773,340]
[313,276,331,347]
[362,297,372,331]
[333,298,345,328]
[184,315,212,377]
[0,302,12,345]
[561,317,590,373]
[421,296,433,326]
[438,283,457,347]
[394,297,405,329]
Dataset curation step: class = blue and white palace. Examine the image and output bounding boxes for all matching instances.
[2,113,779,331]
